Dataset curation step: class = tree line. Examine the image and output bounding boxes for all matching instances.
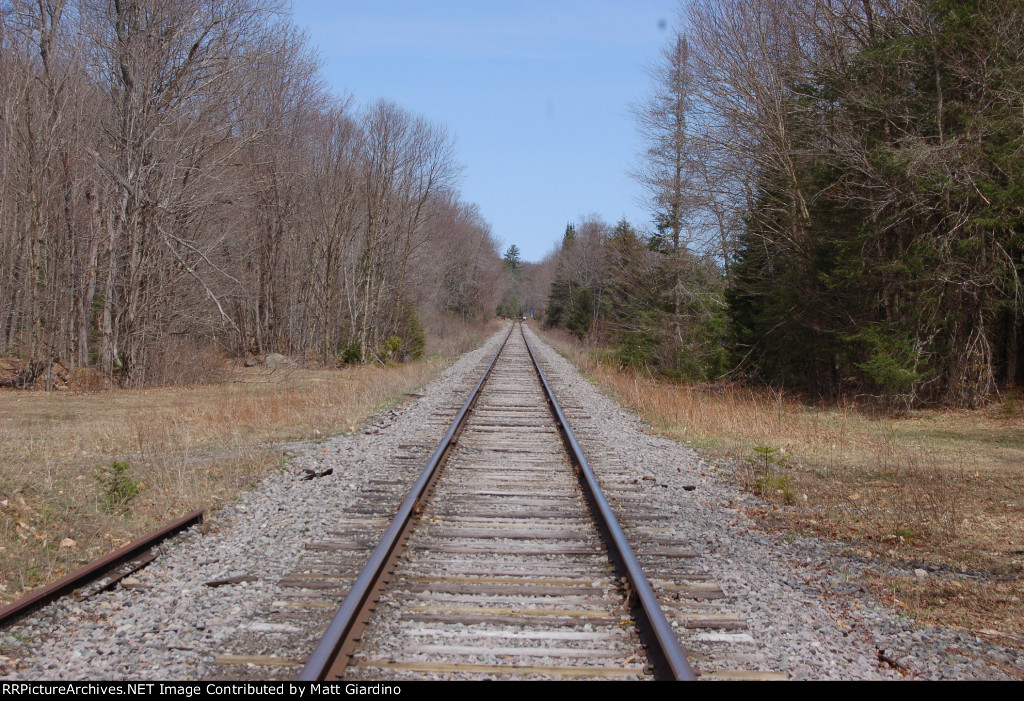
[542,216,726,380]
[0,0,504,388]
[544,0,1024,408]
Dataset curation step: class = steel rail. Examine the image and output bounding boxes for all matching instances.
[520,324,697,681]
[298,322,516,681]
[0,509,204,628]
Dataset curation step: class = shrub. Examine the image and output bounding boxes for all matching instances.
[140,337,225,387]
[852,324,933,403]
[380,336,403,362]
[399,307,426,361]
[614,330,656,370]
[744,445,795,504]
[339,342,362,365]
[94,460,142,512]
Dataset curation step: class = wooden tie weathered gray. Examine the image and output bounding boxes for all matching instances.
[342,331,647,680]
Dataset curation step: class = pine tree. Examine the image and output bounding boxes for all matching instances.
[503,245,521,273]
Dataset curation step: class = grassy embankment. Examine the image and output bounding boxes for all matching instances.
[539,327,1024,653]
[0,320,500,606]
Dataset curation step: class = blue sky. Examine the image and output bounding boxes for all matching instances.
[290,1,681,262]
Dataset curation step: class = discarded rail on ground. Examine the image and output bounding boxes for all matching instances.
[0,509,204,628]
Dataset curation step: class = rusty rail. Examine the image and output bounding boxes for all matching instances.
[299,321,695,681]
[520,324,697,681]
[298,322,516,681]
[0,509,204,628]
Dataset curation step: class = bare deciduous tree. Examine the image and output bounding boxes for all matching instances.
[0,1,501,387]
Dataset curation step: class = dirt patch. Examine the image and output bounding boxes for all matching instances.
[0,357,22,377]
[0,356,74,390]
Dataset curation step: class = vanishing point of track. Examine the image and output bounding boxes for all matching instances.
[300,322,697,681]
[3,323,784,681]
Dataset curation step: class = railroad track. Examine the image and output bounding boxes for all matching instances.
[2,324,788,681]
[297,323,695,681]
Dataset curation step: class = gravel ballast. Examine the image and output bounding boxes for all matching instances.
[522,324,1019,681]
[0,331,508,680]
[1,324,1019,680]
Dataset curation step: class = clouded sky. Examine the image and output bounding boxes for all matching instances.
[290,0,681,261]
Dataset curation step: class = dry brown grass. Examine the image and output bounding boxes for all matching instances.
[540,329,1024,650]
[425,318,502,357]
[0,321,501,606]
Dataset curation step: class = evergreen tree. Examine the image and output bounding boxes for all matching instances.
[503,245,522,274]
[727,0,1024,405]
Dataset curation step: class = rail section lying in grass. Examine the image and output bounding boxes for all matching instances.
[0,509,205,628]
